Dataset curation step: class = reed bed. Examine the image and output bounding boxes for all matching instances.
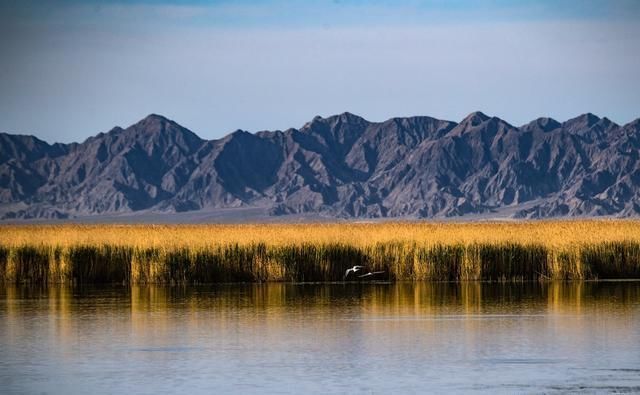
[1,221,640,283]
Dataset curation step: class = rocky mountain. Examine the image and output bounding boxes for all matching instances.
[2,111,640,220]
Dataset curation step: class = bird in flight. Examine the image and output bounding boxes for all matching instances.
[343,265,385,281]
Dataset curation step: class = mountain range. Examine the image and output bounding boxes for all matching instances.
[2,111,640,221]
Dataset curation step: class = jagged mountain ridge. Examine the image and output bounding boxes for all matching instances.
[2,111,640,220]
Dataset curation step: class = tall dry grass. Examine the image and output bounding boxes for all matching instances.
[1,221,639,283]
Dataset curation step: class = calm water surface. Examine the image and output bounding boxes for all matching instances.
[1,282,640,394]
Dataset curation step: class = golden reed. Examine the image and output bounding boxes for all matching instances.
[1,221,639,283]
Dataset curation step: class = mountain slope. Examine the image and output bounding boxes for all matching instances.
[1,112,640,220]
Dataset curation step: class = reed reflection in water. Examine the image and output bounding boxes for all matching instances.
[1,282,640,394]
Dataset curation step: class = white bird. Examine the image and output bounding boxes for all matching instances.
[343,265,385,280]
[343,265,365,280]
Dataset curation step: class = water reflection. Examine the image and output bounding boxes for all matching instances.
[4,281,639,314]
[1,282,640,394]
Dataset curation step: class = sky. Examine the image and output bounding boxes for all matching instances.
[1,0,639,143]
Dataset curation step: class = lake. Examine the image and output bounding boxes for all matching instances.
[1,282,639,394]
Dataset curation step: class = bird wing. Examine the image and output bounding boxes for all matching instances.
[344,268,354,279]
[358,271,385,279]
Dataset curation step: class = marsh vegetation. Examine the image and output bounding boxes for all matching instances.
[1,221,639,284]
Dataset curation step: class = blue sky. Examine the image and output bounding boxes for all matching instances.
[1,0,639,142]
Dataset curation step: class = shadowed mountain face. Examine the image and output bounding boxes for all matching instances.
[2,112,640,220]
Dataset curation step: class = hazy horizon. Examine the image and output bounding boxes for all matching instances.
[1,0,639,143]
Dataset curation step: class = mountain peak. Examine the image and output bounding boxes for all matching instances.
[130,114,178,131]
[229,129,251,137]
[322,112,368,125]
[106,126,124,135]
[524,117,561,132]
[624,117,640,129]
[302,112,369,132]
[142,113,171,122]
[461,111,490,126]
[337,111,364,120]
[564,113,601,128]
[112,113,205,153]
[129,114,186,134]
